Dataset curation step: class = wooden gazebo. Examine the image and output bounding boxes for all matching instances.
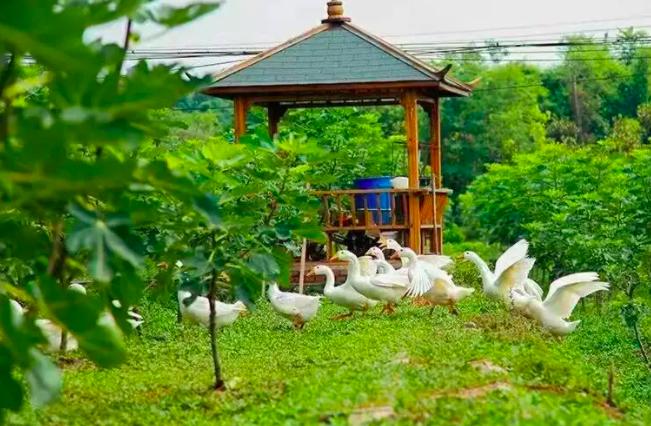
[204,1,474,256]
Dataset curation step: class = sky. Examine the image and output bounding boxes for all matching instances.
[92,0,651,73]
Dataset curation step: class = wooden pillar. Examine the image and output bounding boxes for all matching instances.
[429,99,442,254]
[234,97,249,141]
[267,103,286,139]
[429,98,442,189]
[402,91,421,253]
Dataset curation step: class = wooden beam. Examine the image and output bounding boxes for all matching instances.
[233,97,250,141]
[428,99,444,254]
[204,80,471,98]
[267,103,287,139]
[402,90,421,253]
[429,98,442,189]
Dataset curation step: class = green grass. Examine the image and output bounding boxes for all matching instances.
[8,291,651,426]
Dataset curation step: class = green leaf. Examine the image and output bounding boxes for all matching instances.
[76,324,126,368]
[38,276,127,368]
[145,2,221,28]
[25,349,61,408]
[0,368,23,412]
[247,253,280,278]
[67,205,143,283]
[193,194,222,228]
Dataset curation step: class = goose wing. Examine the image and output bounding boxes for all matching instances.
[545,272,599,300]
[543,274,607,319]
[406,262,434,297]
[494,239,529,278]
[417,255,453,270]
[494,257,535,296]
[524,279,544,300]
[370,273,410,289]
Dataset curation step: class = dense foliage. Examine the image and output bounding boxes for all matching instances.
[0,0,323,415]
[461,144,651,285]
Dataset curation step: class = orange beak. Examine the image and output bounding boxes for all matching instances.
[306,270,315,277]
[390,252,401,260]
[329,256,338,262]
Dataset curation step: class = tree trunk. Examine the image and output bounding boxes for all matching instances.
[208,268,226,391]
[47,221,69,352]
[633,322,651,370]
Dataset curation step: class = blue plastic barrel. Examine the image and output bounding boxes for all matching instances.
[354,176,392,224]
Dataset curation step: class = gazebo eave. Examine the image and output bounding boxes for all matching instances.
[202,80,470,103]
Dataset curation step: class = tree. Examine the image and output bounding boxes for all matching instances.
[0,0,322,415]
[440,60,548,198]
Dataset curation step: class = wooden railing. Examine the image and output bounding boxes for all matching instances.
[311,187,451,255]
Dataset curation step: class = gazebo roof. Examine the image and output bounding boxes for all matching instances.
[204,1,473,102]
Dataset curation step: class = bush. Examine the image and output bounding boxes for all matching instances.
[460,143,651,290]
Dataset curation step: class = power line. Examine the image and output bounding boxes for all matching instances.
[382,14,651,38]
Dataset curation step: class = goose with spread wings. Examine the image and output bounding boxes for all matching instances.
[463,240,541,305]
[511,272,609,336]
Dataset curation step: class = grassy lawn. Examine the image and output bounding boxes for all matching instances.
[9,292,651,425]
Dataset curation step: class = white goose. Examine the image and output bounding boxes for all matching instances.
[394,247,451,297]
[35,284,87,352]
[365,247,398,275]
[380,238,453,270]
[267,283,321,329]
[177,290,247,329]
[358,255,379,277]
[36,284,143,352]
[331,250,409,315]
[419,268,475,315]
[308,265,377,319]
[463,240,540,305]
[511,272,609,336]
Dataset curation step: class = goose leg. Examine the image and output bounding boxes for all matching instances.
[331,312,354,321]
[447,302,460,316]
[292,315,304,329]
[384,303,396,315]
[429,306,436,316]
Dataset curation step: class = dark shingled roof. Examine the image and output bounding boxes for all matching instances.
[213,26,432,87]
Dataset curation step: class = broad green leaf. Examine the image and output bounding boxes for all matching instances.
[193,194,222,228]
[144,2,221,28]
[247,253,280,278]
[76,324,126,368]
[67,205,143,282]
[25,349,61,408]
[0,367,23,412]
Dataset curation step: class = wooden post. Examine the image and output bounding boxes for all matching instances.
[298,239,307,294]
[267,103,286,139]
[234,97,249,142]
[429,99,442,254]
[429,98,442,189]
[402,91,421,253]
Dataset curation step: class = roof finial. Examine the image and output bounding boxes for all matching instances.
[322,1,351,24]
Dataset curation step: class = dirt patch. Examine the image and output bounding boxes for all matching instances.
[431,381,513,400]
[57,356,92,370]
[469,359,508,375]
[426,381,625,419]
[468,312,535,340]
[390,351,410,365]
[348,405,395,426]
